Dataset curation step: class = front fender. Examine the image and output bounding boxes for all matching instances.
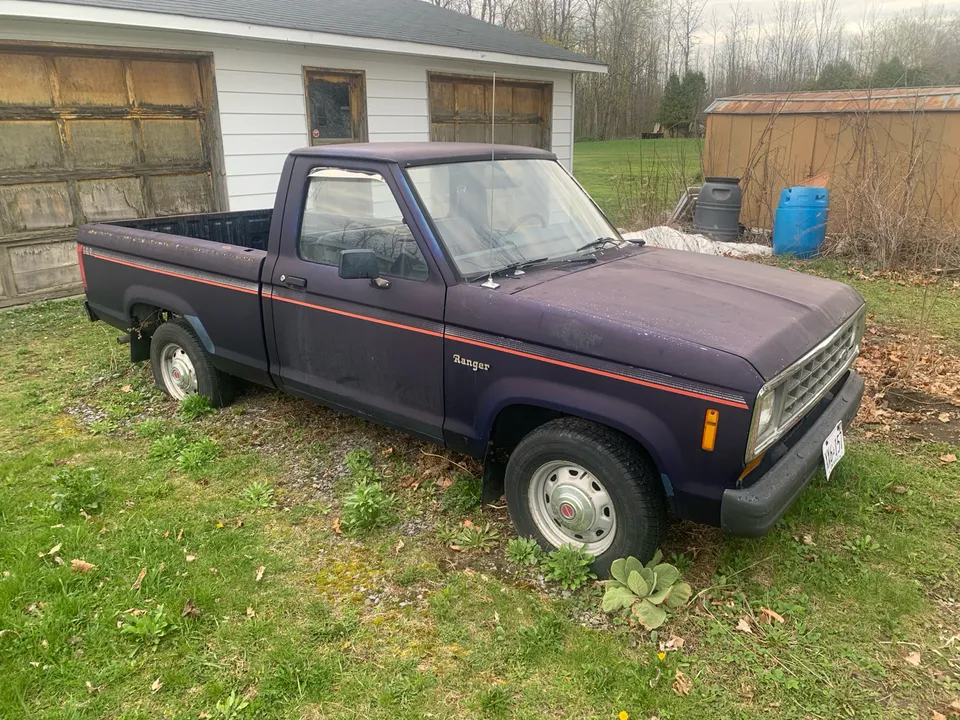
[479,376,687,492]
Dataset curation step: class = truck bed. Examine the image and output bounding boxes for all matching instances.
[78,209,272,387]
[110,209,272,251]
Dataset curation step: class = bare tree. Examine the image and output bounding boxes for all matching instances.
[673,0,707,75]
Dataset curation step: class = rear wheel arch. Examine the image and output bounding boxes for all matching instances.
[149,318,234,407]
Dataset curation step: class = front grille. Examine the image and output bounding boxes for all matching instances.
[780,320,858,420]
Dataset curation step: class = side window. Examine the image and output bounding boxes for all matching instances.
[297,168,429,281]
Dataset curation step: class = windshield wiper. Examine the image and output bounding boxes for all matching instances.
[576,236,623,253]
[518,256,598,271]
[468,258,549,283]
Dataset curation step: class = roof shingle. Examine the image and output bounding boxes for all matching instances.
[30,0,601,66]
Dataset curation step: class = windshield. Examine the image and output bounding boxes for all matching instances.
[407,158,620,278]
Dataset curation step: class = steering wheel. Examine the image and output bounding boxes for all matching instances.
[505,212,548,235]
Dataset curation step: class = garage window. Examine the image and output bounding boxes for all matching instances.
[428,73,552,150]
[304,69,367,145]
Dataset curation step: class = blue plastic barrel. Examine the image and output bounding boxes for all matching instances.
[772,187,829,258]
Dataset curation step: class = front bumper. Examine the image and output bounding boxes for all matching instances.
[721,370,865,537]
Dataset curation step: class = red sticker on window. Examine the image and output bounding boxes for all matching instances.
[312,129,320,138]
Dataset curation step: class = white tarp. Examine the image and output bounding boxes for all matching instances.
[622,226,772,258]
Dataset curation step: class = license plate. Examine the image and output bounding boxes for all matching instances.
[822,421,845,480]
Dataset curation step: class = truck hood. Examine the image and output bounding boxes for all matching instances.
[513,247,865,380]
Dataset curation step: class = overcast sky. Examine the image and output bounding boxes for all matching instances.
[701,0,960,30]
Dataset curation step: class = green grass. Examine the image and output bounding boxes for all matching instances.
[574,138,703,224]
[1,294,958,718]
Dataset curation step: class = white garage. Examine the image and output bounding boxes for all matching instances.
[0,0,605,306]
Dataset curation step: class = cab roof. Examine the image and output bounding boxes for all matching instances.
[290,142,556,167]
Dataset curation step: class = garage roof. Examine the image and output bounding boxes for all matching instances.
[27,0,603,68]
[706,87,960,114]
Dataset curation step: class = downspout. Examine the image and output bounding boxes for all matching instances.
[570,72,576,173]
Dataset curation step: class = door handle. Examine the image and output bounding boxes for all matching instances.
[279,274,307,289]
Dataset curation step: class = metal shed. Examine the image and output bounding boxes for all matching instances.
[702,87,960,231]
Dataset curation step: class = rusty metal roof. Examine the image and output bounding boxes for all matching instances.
[705,87,960,115]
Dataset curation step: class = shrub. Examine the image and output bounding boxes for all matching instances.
[49,466,105,515]
[601,550,692,630]
[541,545,596,590]
[179,394,215,420]
[505,537,544,567]
[341,479,396,535]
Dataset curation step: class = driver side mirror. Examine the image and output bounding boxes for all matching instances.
[338,249,380,280]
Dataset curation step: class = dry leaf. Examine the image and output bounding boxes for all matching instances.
[185,554,196,562]
[948,699,960,713]
[131,567,147,591]
[801,534,814,545]
[382,447,394,456]
[332,517,343,535]
[938,412,951,423]
[394,539,405,554]
[255,565,265,582]
[181,599,200,619]
[176,528,184,541]
[439,477,453,490]
[236,519,244,528]
[163,530,170,538]
[736,617,753,634]
[760,607,786,624]
[904,651,921,667]
[246,607,256,618]
[42,543,62,558]
[121,385,132,393]
[890,485,909,494]
[940,453,957,464]
[85,680,103,694]
[462,519,475,528]
[672,669,692,696]
[663,635,685,651]
[151,677,162,693]
[70,559,97,573]
[933,712,947,720]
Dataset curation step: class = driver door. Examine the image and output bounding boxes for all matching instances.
[268,160,447,441]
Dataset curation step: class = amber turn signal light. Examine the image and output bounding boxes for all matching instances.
[702,408,719,451]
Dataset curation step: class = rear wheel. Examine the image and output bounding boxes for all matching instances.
[150,318,233,407]
[505,418,666,577]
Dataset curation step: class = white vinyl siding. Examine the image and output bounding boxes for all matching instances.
[1,17,577,212]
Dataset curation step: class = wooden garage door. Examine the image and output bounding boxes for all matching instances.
[429,73,552,150]
[0,46,222,307]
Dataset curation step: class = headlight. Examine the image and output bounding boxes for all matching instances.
[745,384,783,461]
[755,389,777,438]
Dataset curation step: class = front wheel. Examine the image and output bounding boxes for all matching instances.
[150,318,234,407]
[504,418,667,578]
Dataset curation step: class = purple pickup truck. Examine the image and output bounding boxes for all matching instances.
[78,143,865,575]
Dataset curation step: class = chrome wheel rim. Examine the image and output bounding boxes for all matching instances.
[159,343,197,400]
[528,460,617,554]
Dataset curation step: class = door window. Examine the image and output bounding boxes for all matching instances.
[298,168,428,281]
[304,69,367,145]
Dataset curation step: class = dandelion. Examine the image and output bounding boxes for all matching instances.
[657,651,666,661]
[618,712,630,720]
[216,522,224,529]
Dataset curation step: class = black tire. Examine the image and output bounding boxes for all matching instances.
[504,418,667,578]
[150,318,234,407]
